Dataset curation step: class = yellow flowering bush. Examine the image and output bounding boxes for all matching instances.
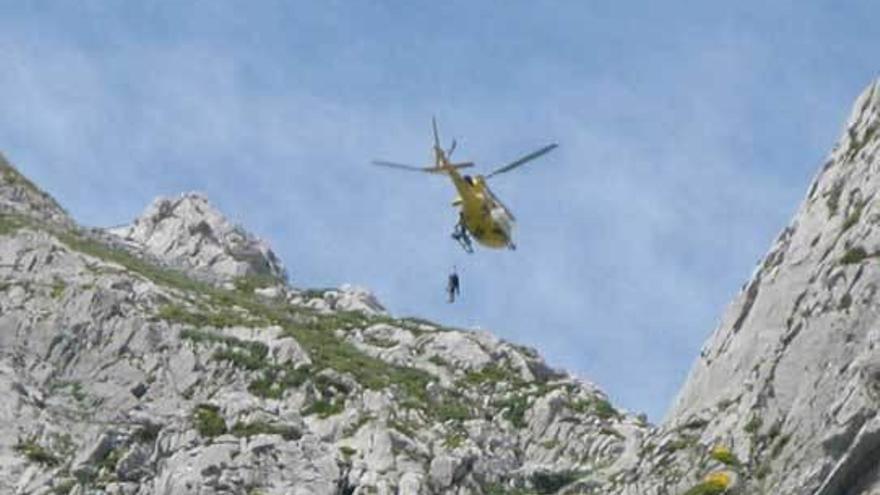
[682,470,733,495]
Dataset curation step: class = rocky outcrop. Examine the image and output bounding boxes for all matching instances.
[107,193,287,284]
[0,153,71,227]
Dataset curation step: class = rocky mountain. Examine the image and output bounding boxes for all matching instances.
[3,78,880,495]
[0,154,647,494]
[106,193,286,286]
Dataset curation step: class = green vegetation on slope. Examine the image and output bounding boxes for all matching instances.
[570,396,620,420]
[194,404,227,438]
[841,246,870,264]
[0,214,24,235]
[14,437,60,466]
[231,421,301,440]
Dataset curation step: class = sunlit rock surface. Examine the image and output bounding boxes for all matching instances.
[108,192,286,284]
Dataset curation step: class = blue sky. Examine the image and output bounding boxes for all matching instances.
[1,1,878,421]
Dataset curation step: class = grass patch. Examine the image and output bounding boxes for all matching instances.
[159,304,261,329]
[179,327,270,371]
[0,214,25,236]
[541,439,560,449]
[194,404,227,438]
[463,363,522,386]
[231,421,301,440]
[389,417,419,438]
[826,180,844,217]
[248,366,311,399]
[302,399,345,418]
[428,355,448,367]
[50,279,66,299]
[51,380,87,403]
[530,470,582,494]
[664,435,697,453]
[593,398,620,419]
[496,395,530,428]
[841,246,870,265]
[234,273,280,293]
[399,316,438,328]
[570,396,620,420]
[484,485,533,495]
[339,446,357,459]
[343,415,374,437]
[743,415,763,434]
[14,437,59,466]
[434,395,472,423]
[842,199,867,231]
[600,426,625,439]
[443,430,466,449]
[213,347,268,371]
[98,446,123,473]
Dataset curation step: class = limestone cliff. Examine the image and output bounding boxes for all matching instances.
[603,80,880,495]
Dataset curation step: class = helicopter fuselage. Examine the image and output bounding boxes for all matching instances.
[446,165,514,249]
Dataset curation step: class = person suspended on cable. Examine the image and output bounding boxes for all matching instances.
[447,266,460,303]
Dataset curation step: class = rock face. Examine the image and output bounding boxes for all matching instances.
[0,160,643,494]
[621,79,880,495]
[108,192,287,284]
[674,79,880,494]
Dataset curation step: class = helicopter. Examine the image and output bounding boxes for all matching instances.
[372,118,557,253]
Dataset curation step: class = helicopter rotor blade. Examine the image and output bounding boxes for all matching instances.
[371,161,434,173]
[485,143,558,179]
[432,116,441,151]
[447,139,457,157]
[371,160,474,174]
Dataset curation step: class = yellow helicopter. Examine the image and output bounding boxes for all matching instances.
[372,118,557,252]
